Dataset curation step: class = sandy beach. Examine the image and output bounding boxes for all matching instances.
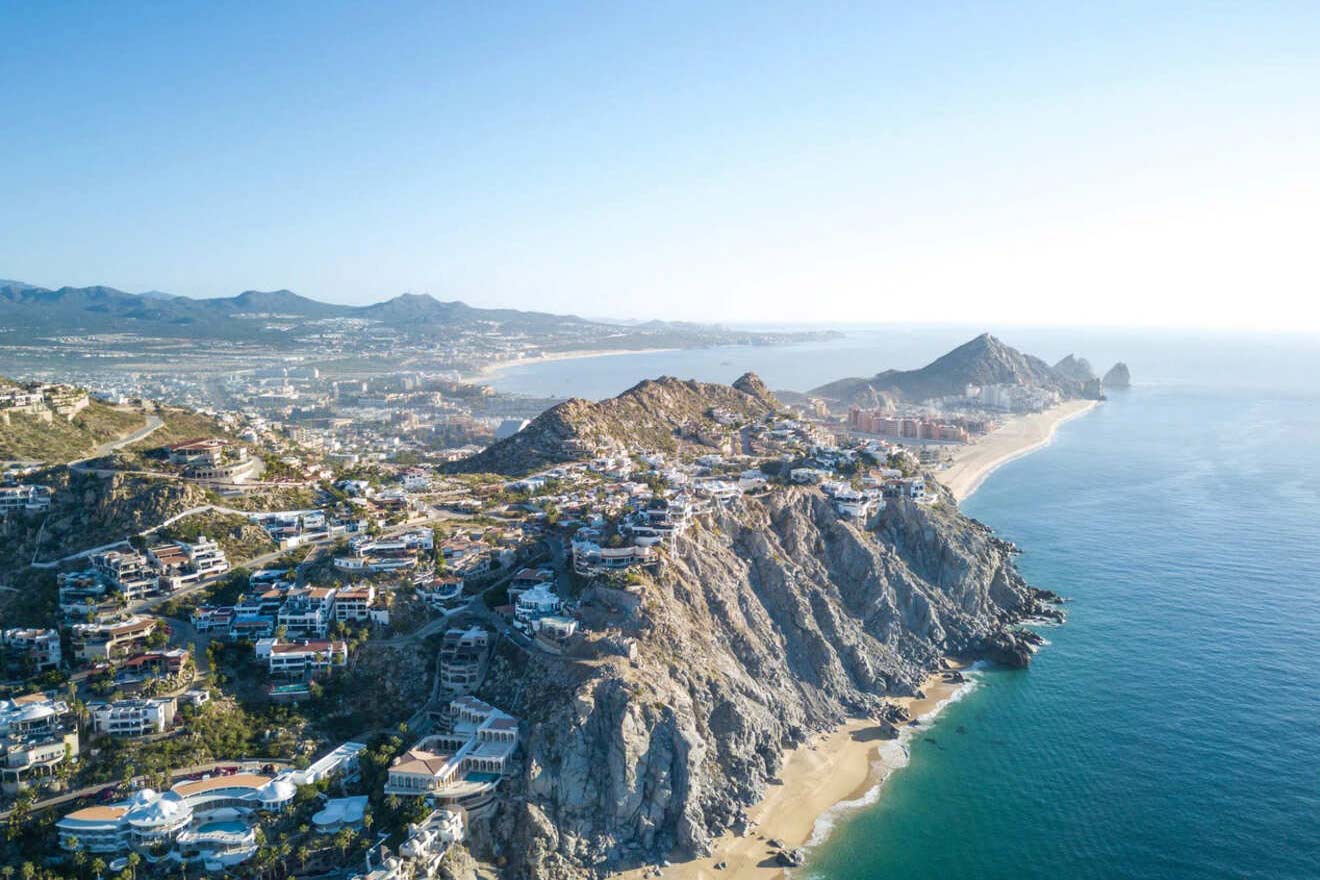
[615,400,1101,880]
[619,667,972,880]
[463,347,679,383]
[940,398,1099,502]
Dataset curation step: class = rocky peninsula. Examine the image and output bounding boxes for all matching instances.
[475,480,1059,879]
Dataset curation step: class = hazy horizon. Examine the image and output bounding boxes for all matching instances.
[6,3,1320,332]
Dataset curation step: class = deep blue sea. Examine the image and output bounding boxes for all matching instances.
[493,327,1320,879]
[804,383,1320,880]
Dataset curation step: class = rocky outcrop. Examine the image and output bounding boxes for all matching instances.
[0,468,212,574]
[1052,354,1096,383]
[810,333,1087,409]
[480,486,1059,878]
[444,374,779,476]
[1103,362,1132,388]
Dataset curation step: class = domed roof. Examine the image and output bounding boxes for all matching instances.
[257,778,296,803]
[128,788,158,805]
[126,790,189,826]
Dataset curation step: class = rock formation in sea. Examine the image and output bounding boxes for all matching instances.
[1103,362,1132,388]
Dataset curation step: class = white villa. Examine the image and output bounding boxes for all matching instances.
[570,540,655,576]
[0,484,52,515]
[255,638,349,677]
[89,697,177,737]
[1,627,62,671]
[57,741,365,869]
[513,582,561,625]
[70,615,158,662]
[1,693,80,794]
[354,808,464,880]
[385,697,518,817]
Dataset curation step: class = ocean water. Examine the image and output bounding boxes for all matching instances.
[485,324,1320,400]
[803,383,1320,879]
[491,328,1320,879]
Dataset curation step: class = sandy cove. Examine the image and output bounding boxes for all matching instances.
[618,668,971,880]
[940,398,1099,502]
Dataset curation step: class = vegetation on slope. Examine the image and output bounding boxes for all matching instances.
[0,401,143,462]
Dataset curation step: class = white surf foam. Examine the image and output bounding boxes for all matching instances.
[802,674,979,852]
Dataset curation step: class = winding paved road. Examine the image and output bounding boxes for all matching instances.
[68,413,164,469]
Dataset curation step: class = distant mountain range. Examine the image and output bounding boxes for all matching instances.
[810,333,1123,408]
[0,279,837,348]
[0,280,598,338]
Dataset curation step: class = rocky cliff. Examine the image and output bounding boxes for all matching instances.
[1052,354,1096,383]
[478,486,1057,878]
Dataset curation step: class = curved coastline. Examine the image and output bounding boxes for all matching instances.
[625,400,1101,880]
[461,347,680,383]
[621,669,976,880]
[942,398,1099,502]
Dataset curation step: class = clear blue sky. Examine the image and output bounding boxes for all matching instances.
[4,2,1320,329]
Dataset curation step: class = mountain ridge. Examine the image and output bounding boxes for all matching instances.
[0,278,838,348]
[809,332,1096,408]
[444,372,780,476]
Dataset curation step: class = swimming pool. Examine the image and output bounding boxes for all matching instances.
[194,820,249,835]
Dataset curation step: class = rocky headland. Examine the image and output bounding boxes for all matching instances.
[476,483,1060,879]
[810,333,1107,409]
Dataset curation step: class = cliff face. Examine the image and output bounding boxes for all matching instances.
[1052,354,1096,383]
[482,487,1055,878]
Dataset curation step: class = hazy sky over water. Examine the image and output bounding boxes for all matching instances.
[4,2,1320,330]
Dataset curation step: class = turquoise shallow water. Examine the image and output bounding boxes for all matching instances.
[804,385,1320,879]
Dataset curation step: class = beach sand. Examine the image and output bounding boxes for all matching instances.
[619,667,972,880]
[463,347,679,383]
[615,401,1103,880]
[940,398,1098,502]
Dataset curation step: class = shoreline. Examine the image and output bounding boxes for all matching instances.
[620,399,1101,880]
[940,398,1099,502]
[461,347,679,383]
[620,664,976,880]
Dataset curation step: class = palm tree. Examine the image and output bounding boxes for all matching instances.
[89,858,106,880]
[125,852,140,880]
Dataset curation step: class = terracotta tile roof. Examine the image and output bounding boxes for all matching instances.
[64,806,128,822]
[171,773,272,796]
[392,750,451,777]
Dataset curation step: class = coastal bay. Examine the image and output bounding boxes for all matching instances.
[804,384,1320,879]
[939,398,1099,501]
